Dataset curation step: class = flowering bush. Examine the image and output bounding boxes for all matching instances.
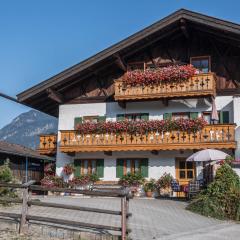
[68,174,99,188]
[123,65,196,87]
[76,118,207,135]
[63,164,75,175]
[40,175,67,188]
[44,163,55,176]
[156,173,173,190]
[119,173,145,187]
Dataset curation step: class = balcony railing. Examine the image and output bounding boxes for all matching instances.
[38,134,57,155]
[59,124,236,153]
[114,73,216,101]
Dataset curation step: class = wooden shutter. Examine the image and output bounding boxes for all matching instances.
[74,117,82,129]
[220,111,229,124]
[116,159,124,178]
[140,159,148,178]
[141,113,149,121]
[163,113,172,120]
[190,112,199,119]
[96,159,104,178]
[116,114,125,121]
[74,160,81,177]
[98,116,106,122]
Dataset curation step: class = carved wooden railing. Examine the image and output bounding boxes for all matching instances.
[38,134,57,155]
[59,124,236,153]
[114,73,216,101]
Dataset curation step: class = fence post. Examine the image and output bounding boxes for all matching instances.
[19,180,35,234]
[121,196,127,240]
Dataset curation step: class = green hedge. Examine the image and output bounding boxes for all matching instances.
[187,163,240,221]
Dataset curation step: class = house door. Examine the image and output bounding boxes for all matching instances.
[175,158,196,186]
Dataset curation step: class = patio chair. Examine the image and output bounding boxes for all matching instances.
[171,179,182,197]
[187,180,201,200]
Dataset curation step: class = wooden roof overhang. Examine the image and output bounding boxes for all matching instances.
[0,141,55,162]
[17,9,240,117]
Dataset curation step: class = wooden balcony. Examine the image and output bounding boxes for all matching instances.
[38,134,57,155]
[59,124,236,153]
[114,73,216,101]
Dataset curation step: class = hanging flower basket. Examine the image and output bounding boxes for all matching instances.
[123,64,197,87]
[63,164,75,176]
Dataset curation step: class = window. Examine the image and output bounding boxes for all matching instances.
[74,159,104,178]
[165,112,199,120]
[202,111,229,124]
[83,116,99,123]
[172,112,190,120]
[117,113,149,121]
[202,112,214,124]
[190,56,211,73]
[116,158,148,178]
[74,116,106,129]
[176,158,195,182]
[124,159,141,174]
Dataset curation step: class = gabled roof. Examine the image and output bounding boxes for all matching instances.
[0,141,54,161]
[17,9,240,116]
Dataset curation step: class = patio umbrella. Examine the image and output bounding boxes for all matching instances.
[186,149,229,162]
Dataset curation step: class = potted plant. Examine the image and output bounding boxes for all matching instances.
[156,173,173,197]
[144,179,156,197]
[63,163,75,176]
[119,172,145,197]
[68,174,99,190]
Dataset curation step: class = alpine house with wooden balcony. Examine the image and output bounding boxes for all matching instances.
[17,9,240,185]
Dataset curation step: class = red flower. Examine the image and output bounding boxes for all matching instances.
[75,118,207,135]
[123,65,196,87]
[63,164,75,175]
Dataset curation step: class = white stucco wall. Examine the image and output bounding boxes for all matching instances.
[56,96,235,181]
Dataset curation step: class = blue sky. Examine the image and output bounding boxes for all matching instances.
[0,0,240,128]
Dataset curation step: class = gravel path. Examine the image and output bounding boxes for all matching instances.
[0,196,239,240]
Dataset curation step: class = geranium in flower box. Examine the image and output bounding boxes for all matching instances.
[123,64,197,87]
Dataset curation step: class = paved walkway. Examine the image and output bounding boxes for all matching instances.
[0,196,239,240]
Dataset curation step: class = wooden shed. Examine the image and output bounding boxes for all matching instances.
[0,141,55,183]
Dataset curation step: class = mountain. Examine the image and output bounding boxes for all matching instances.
[0,110,58,149]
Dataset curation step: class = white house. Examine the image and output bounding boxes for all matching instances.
[17,9,240,184]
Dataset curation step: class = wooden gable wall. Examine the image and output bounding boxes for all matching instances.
[62,28,240,104]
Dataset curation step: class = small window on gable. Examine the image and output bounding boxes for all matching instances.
[190,56,211,73]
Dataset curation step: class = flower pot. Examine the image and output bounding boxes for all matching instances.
[130,186,144,197]
[160,187,172,197]
[146,191,153,198]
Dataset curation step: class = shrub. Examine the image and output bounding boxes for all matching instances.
[44,163,55,176]
[0,160,17,200]
[0,160,13,183]
[144,179,156,192]
[187,163,240,221]
[40,175,67,188]
[118,172,145,187]
[156,173,173,190]
[68,174,99,188]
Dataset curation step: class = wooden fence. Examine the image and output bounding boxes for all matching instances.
[0,181,131,240]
